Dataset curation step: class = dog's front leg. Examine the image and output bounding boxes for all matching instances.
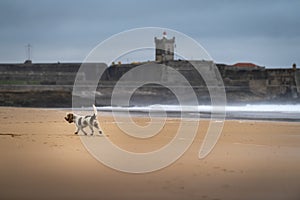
[74,127,80,135]
[93,122,102,134]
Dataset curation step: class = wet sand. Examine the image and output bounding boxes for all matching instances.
[0,107,300,200]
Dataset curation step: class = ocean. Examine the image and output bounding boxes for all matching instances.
[91,104,300,122]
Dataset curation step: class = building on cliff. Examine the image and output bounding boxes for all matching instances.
[154,32,175,62]
[233,62,261,69]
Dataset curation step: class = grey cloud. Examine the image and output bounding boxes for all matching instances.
[0,0,299,66]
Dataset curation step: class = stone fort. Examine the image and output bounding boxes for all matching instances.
[0,33,299,107]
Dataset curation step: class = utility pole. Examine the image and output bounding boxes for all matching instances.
[26,44,31,60]
[24,44,32,64]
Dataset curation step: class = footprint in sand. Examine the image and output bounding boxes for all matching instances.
[162,186,169,190]
[222,184,230,189]
[221,168,234,173]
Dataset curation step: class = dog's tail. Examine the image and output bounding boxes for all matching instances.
[93,104,98,116]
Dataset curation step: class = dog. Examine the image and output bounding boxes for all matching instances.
[65,105,102,135]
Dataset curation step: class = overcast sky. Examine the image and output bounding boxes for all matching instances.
[0,0,299,67]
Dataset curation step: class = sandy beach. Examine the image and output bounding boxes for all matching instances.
[0,107,300,200]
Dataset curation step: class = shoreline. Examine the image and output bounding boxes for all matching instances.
[3,105,299,122]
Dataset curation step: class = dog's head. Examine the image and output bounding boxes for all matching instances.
[64,113,74,123]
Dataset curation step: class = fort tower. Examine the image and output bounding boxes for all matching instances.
[154,32,175,62]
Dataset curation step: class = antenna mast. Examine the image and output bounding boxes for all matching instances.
[26,44,31,60]
[24,44,32,64]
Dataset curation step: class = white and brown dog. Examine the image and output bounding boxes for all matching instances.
[65,105,102,135]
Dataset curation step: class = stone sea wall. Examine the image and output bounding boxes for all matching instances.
[0,61,299,107]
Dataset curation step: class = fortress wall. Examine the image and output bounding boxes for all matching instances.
[0,63,78,106]
[1,72,76,85]
[105,61,206,85]
[0,63,79,85]
[265,68,297,98]
[295,71,300,93]
[249,80,267,95]
[0,62,299,107]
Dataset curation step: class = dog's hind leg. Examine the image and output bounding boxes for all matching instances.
[81,128,88,136]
